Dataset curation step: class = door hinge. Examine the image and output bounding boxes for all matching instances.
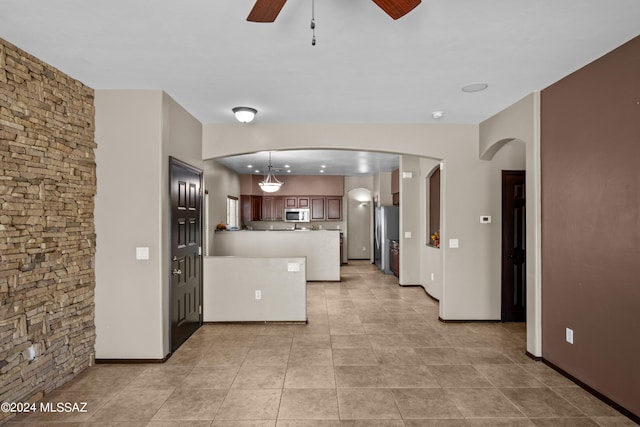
[198,246,202,256]
[199,305,202,315]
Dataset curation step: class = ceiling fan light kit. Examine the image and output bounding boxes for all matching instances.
[232,107,257,123]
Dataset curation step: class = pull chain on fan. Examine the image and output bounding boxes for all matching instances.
[310,0,316,45]
[247,0,420,23]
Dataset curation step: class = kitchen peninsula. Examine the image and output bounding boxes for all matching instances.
[212,229,341,281]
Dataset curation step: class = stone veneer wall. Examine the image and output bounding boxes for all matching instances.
[0,38,96,420]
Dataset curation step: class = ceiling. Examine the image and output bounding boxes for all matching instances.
[215,149,399,176]
[1,0,639,127]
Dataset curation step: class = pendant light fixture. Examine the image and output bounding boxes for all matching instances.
[259,152,283,193]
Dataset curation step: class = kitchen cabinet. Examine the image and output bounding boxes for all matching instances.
[390,240,399,277]
[261,196,284,220]
[310,197,326,221]
[297,197,310,208]
[326,196,342,220]
[285,196,297,208]
[273,196,284,220]
[251,196,262,221]
[242,194,340,222]
[241,195,262,224]
[285,196,310,209]
[261,196,274,220]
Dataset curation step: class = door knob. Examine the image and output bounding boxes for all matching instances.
[172,268,182,276]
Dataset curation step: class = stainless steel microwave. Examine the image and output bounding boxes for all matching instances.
[284,208,310,222]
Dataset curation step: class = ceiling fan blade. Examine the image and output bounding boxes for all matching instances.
[371,0,421,20]
[247,0,287,22]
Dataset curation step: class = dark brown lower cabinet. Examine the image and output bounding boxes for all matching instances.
[390,240,399,277]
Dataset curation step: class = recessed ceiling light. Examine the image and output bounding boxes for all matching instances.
[321,165,326,168]
[432,111,444,119]
[284,164,290,168]
[254,169,260,173]
[247,164,253,168]
[462,83,488,93]
[287,170,291,173]
[320,170,325,173]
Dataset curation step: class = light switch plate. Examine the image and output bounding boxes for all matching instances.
[404,231,412,239]
[566,327,574,344]
[288,263,300,272]
[136,247,149,260]
[449,239,459,249]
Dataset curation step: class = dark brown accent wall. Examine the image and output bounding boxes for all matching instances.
[541,36,640,417]
[0,38,96,420]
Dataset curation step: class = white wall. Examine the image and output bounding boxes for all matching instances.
[95,90,164,359]
[479,92,541,357]
[203,124,519,322]
[345,176,375,263]
[203,257,306,322]
[347,188,372,259]
[213,230,340,281]
[160,93,203,355]
[203,160,241,254]
[399,156,421,285]
[420,158,443,299]
[375,172,393,206]
[95,90,202,359]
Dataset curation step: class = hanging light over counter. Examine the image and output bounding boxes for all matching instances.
[259,152,283,193]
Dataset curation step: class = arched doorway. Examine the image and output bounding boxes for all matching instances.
[346,188,372,260]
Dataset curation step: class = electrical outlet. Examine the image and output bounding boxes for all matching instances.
[255,290,261,300]
[566,327,574,344]
[27,345,36,361]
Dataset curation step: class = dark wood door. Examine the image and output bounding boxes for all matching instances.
[501,171,526,322]
[170,157,202,352]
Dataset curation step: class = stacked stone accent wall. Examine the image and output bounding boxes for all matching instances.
[0,38,96,420]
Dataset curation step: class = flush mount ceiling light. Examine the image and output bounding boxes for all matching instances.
[259,152,283,193]
[462,83,488,93]
[232,107,257,123]
[432,111,444,119]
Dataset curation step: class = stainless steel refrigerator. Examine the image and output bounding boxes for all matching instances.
[374,206,399,274]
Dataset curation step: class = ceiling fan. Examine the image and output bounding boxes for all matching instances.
[247,0,421,22]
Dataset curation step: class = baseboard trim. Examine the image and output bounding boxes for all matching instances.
[438,317,500,323]
[95,356,168,364]
[542,358,639,424]
[525,351,542,361]
[202,320,307,325]
[422,288,440,302]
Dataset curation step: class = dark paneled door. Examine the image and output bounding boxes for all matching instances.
[170,157,202,352]
[502,171,526,322]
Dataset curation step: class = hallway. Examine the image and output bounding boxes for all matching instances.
[7,261,633,426]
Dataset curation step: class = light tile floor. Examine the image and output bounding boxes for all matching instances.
[6,261,637,426]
